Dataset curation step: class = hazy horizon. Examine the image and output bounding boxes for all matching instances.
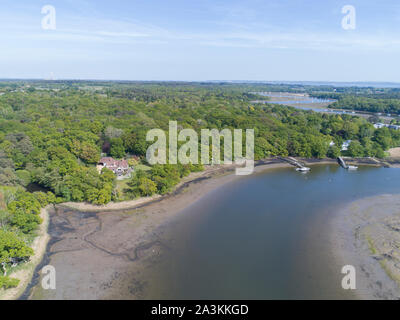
[2,78,400,87]
[1,0,400,81]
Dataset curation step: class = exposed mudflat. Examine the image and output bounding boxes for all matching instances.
[24,161,290,299]
[331,194,400,300]
[22,159,400,300]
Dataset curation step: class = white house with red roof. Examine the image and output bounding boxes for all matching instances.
[97,157,131,177]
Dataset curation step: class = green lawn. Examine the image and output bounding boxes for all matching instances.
[114,164,151,201]
[115,179,131,201]
[134,164,151,171]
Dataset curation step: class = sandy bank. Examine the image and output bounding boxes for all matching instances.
[388,147,400,158]
[330,194,400,300]
[0,206,50,300]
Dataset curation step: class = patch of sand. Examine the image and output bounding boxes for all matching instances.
[389,147,400,158]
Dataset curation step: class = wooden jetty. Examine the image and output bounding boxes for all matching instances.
[279,157,310,171]
[337,157,358,170]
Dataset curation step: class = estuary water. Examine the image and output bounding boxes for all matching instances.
[142,164,400,299]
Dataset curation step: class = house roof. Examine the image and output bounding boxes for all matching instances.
[117,159,128,168]
[99,157,115,166]
[99,157,129,169]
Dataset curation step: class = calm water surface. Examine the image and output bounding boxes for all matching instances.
[143,165,400,299]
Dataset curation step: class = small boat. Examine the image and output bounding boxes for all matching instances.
[296,167,311,172]
[346,165,358,170]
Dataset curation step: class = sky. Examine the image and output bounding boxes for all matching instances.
[1,0,400,82]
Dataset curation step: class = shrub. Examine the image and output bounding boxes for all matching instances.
[0,275,20,289]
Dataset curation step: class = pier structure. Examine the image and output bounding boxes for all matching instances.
[279,157,310,171]
[337,156,348,169]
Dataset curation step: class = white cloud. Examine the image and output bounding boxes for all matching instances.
[1,7,400,53]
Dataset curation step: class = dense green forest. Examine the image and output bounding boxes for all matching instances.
[310,87,400,114]
[330,96,400,114]
[1,80,400,288]
[311,94,400,114]
[1,81,400,204]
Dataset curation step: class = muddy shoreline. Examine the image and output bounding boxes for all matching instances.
[19,157,392,299]
[22,160,291,299]
[330,195,400,300]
